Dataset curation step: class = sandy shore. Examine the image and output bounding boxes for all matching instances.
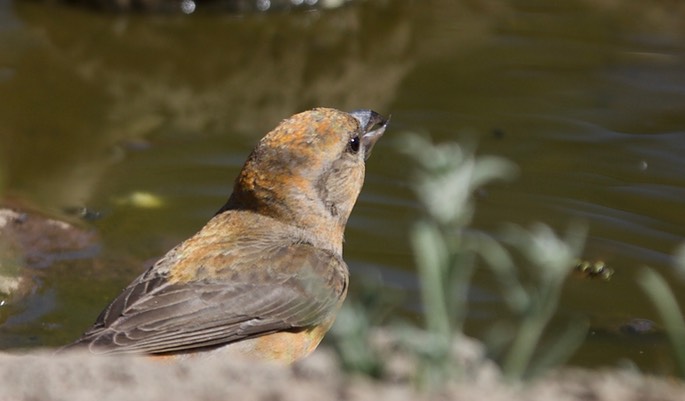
[1,344,683,401]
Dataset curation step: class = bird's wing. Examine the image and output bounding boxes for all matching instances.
[68,242,348,355]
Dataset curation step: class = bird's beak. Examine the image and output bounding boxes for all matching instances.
[350,109,390,161]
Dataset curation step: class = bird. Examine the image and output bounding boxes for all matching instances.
[63,108,389,363]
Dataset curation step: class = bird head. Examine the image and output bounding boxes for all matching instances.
[221,108,388,251]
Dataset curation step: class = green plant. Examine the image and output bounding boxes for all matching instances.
[399,134,586,382]
[328,279,397,378]
[398,134,514,385]
[478,223,588,380]
[330,133,588,386]
[638,244,685,379]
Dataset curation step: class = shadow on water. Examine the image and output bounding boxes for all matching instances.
[1,0,685,374]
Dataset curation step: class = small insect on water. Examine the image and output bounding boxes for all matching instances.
[574,259,614,281]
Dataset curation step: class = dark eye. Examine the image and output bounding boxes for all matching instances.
[348,135,361,153]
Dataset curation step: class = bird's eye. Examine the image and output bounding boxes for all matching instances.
[348,135,361,153]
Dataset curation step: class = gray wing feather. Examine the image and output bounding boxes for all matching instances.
[67,243,348,355]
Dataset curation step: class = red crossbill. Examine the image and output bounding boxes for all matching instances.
[63,108,389,363]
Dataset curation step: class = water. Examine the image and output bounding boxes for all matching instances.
[1,0,685,374]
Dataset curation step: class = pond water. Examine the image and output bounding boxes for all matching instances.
[1,0,685,374]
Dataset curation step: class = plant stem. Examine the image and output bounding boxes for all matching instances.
[638,268,685,378]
